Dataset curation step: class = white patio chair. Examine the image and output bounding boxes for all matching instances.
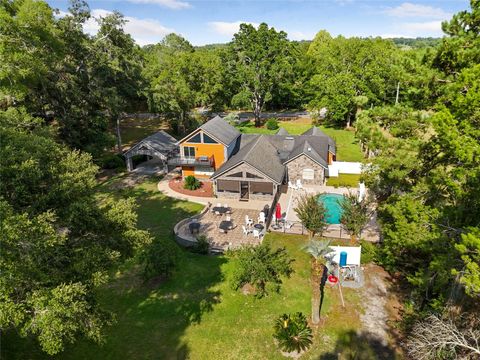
[245,215,253,226]
[288,181,298,190]
[258,212,265,224]
[253,229,261,239]
[215,211,222,216]
[296,179,303,189]
[216,203,222,208]
[226,215,231,222]
[242,225,252,236]
[223,204,229,209]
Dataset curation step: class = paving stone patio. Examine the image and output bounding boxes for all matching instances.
[177,207,267,251]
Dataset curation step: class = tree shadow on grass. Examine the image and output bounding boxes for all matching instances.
[2,176,224,360]
[318,330,398,360]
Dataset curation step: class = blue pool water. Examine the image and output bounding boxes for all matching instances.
[317,193,345,224]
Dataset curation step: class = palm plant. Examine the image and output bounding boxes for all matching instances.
[303,240,334,324]
[273,312,313,353]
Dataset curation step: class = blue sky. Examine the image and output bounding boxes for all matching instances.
[48,0,470,46]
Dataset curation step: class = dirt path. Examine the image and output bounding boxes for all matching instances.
[360,265,391,346]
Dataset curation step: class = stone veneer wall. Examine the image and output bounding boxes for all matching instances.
[286,155,326,185]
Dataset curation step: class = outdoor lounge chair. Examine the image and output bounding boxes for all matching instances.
[253,229,262,239]
[245,215,253,226]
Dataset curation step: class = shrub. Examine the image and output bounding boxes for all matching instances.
[266,117,279,130]
[273,312,313,353]
[193,234,210,255]
[99,153,125,170]
[224,112,240,124]
[230,243,294,298]
[140,237,178,280]
[360,240,379,264]
[184,175,201,190]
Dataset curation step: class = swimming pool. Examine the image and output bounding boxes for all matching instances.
[317,193,345,224]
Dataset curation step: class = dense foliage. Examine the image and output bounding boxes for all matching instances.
[356,0,480,349]
[0,112,150,354]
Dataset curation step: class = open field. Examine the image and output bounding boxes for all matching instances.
[236,118,364,162]
[3,176,401,360]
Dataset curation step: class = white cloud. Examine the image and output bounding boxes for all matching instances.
[384,2,450,19]
[288,31,315,41]
[125,0,191,10]
[208,21,260,37]
[84,9,175,46]
[400,20,443,33]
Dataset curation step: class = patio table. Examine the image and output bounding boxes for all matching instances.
[254,224,264,231]
[189,222,201,234]
[212,206,231,214]
[219,220,233,231]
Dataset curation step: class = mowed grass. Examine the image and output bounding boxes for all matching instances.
[4,176,365,360]
[326,174,362,188]
[119,116,170,148]
[237,118,364,162]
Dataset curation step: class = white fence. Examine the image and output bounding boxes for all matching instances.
[328,161,362,177]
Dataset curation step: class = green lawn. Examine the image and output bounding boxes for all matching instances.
[119,116,170,148]
[326,174,362,188]
[237,120,364,162]
[4,176,378,360]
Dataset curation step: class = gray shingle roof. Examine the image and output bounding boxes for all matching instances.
[212,135,285,183]
[199,115,240,145]
[301,127,336,154]
[284,139,328,168]
[125,130,177,156]
[211,129,335,182]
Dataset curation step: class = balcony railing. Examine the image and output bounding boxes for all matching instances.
[167,155,214,167]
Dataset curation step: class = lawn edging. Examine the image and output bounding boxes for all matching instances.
[173,203,211,248]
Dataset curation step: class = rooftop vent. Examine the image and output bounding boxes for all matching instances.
[307,147,312,151]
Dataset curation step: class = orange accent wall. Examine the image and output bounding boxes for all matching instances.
[182,166,195,177]
[180,139,226,169]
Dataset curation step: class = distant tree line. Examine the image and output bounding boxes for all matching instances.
[1,0,479,356]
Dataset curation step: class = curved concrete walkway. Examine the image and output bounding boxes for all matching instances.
[157,174,211,205]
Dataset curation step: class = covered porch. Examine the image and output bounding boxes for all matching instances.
[214,179,278,201]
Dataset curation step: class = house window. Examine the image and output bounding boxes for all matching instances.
[187,133,202,143]
[203,133,218,144]
[302,169,314,180]
[227,171,243,178]
[183,146,195,158]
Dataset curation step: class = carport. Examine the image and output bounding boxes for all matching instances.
[124,131,178,173]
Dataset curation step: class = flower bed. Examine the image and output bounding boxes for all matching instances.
[168,177,214,197]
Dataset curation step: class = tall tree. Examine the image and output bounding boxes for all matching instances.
[0,111,150,354]
[339,192,371,243]
[230,23,293,126]
[302,240,333,325]
[307,32,399,127]
[294,194,328,239]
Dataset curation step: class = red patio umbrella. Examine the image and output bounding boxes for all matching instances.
[275,203,282,222]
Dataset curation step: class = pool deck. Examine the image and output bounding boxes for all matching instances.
[274,185,380,242]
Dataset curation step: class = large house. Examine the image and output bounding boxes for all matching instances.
[168,116,336,201]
